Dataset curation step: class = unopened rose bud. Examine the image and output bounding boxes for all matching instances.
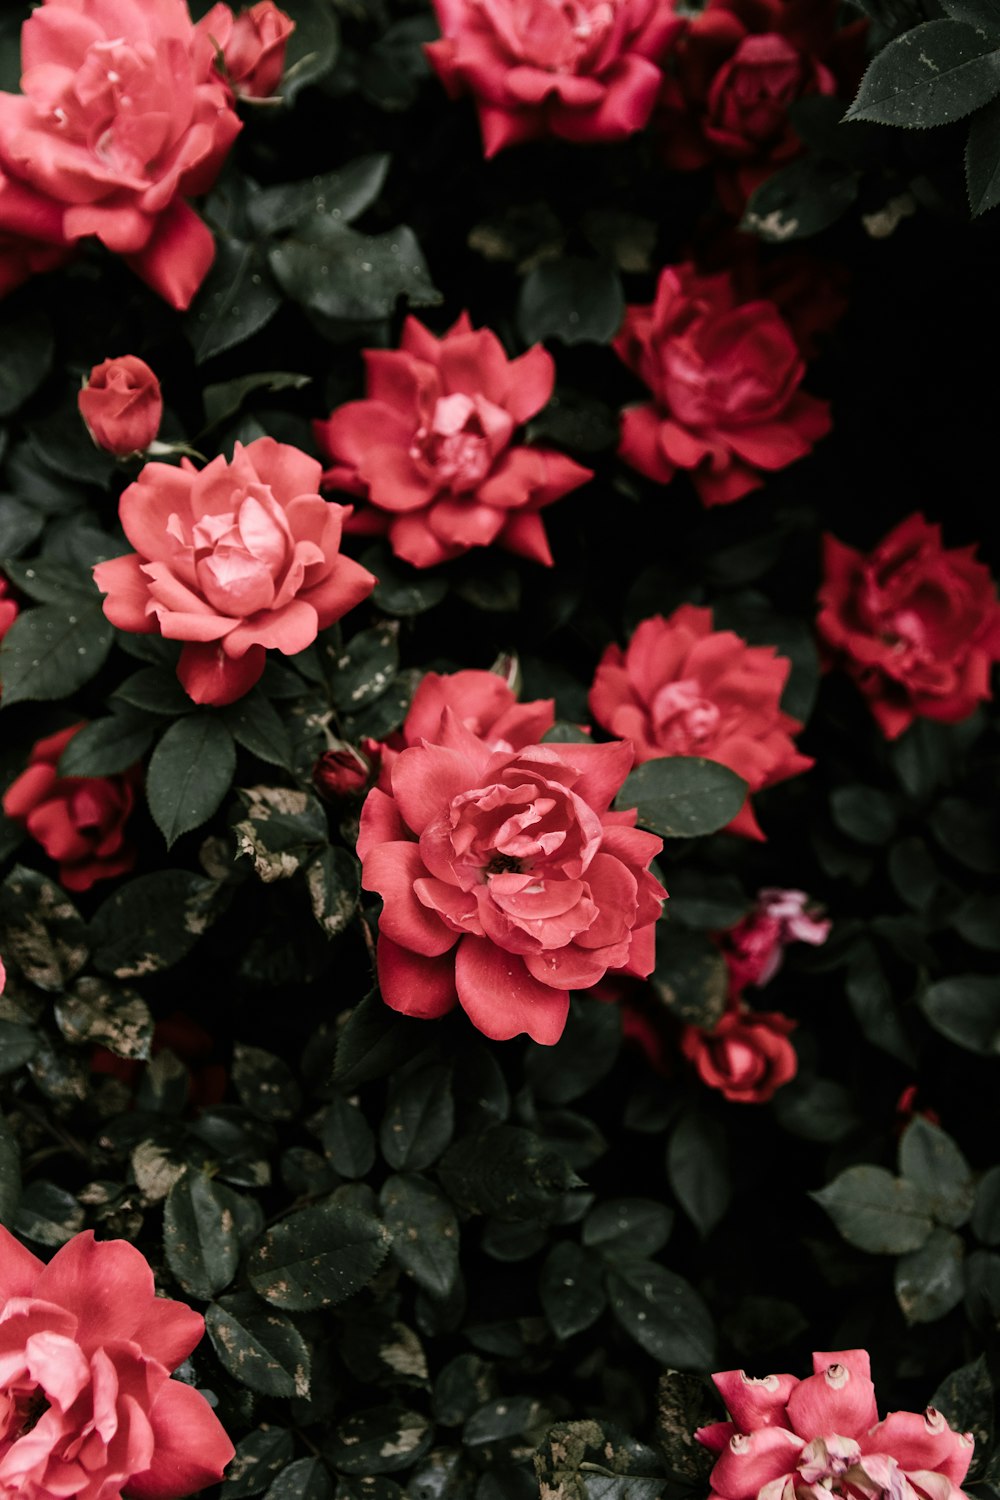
[314,745,371,800]
[202,1,296,99]
[78,356,163,457]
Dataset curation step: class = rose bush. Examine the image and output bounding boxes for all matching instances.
[425,0,682,155]
[589,606,812,838]
[93,437,376,706]
[2,725,138,891]
[316,313,592,568]
[357,715,665,1043]
[78,355,162,457]
[698,1349,973,1500]
[614,264,831,506]
[0,0,241,310]
[817,513,1000,739]
[0,1225,233,1498]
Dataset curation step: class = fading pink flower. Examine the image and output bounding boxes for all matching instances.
[722,887,830,992]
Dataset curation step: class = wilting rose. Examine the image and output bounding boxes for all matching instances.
[78,355,163,457]
[589,606,812,838]
[614,264,830,506]
[357,713,666,1044]
[425,0,682,156]
[721,887,830,992]
[817,514,1000,739]
[681,1003,797,1103]
[93,437,376,707]
[0,1225,234,1498]
[2,725,138,892]
[199,1,295,98]
[0,0,241,310]
[697,1349,973,1500]
[658,0,865,211]
[316,313,592,569]
[314,745,373,800]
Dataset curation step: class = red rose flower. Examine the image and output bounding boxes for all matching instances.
[315,313,592,570]
[0,1226,234,1498]
[199,1,295,98]
[0,176,74,297]
[658,0,865,212]
[78,355,163,457]
[0,0,242,310]
[357,713,666,1044]
[0,576,18,641]
[721,887,830,991]
[817,514,1000,739]
[613,264,831,506]
[681,1002,797,1103]
[697,1349,973,1500]
[93,437,376,707]
[425,0,682,156]
[314,744,373,800]
[3,725,138,892]
[589,606,812,839]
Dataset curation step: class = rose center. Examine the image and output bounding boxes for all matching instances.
[652,679,721,750]
[411,394,499,492]
[487,852,524,875]
[882,608,929,657]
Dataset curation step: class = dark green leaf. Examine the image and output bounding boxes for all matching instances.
[899,1117,974,1227]
[943,0,1000,26]
[894,1227,965,1323]
[381,1063,454,1172]
[524,997,621,1105]
[742,157,860,241]
[517,258,625,346]
[3,557,98,605]
[363,545,449,617]
[663,871,749,931]
[583,1199,674,1260]
[930,798,1000,872]
[967,93,1000,213]
[269,225,440,322]
[222,692,295,770]
[972,1165,1000,1245]
[265,1459,333,1500]
[438,1125,580,1222]
[328,623,399,713]
[920,975,1000,1053]
[223,1429,296,1498]
[89,871,220,978]
[334,993,431,1088]
[666,1112,731,1237]
[207,1292,311,1398]
[951,891,1000,949]
[930,1354,994,1461]
[655,1373,717,1486]
[233,785,328,882]
[812,1165,935,1253]
[277,0,340,101]
[846,19,1000,127]
[248,156,390,236]
[0,306,54,416]
[380,1173,460,1299]
[58,713,156,777]
[652,928,728,1031]
[607,1262,715,1370]
[248,1200,391,1309]
[534,1420,665,1500]
[164,1172,243,1300]
[147,715,237,847]
[322,1093,376,1179]
[772,1076,860,1143]
[616,757,748,839]
[464,1395,543,1445]
[233,1043,303,1122]
[830,786,898,845]
[0,602,111,705]
[327,1406,433,1475]
[53,977,153,1059]
[113,667,198,716]
[202,372,311,429]
[305,845,360,938]
[0,867,87,991]
[846,944,917,1065]
[13,1180,85,1246]
[0,1020,39,1076]
[185,239,282,364]
[539,1241,607,1339]
[0,1115,20,1225]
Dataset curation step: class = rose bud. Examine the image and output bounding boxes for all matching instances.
[200,1,296,99]
[315,744,372,800]
[78,355,163,457]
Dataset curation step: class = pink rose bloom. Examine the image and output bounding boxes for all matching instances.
[0,1225,234,1499]
[357,713,666,1044]
[0,0,242,311]
[722,887,830,992]
[199,1,296,98]
[93,437,377,707]
[315,313,592,570]
[588,606,813,839]
[78,355,163,457]
[697,1349,973,1500]
[0,180,74,297]
[0,577,18,641]
[425,0,683,155]
[613,263,831,507]
[681,1002,797,1103]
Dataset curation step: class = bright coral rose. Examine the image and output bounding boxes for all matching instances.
[0,0,241,310]
[0,183,74,298]
[681,1002,797,1103]
[0,1225,234,1498]
[199,1,295,98]
[78,356,163,457]
[93,437,377,707]
[817,514,1000,740]
[589,606,812,839]
[357,713,666,1044]
[697,1349,973,1500]
[425,0,682,155]
[614,264,830,506]
[657,0,862,212]
[315,313,592,570]
[721,887,830,992]
[2,726,137,892]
